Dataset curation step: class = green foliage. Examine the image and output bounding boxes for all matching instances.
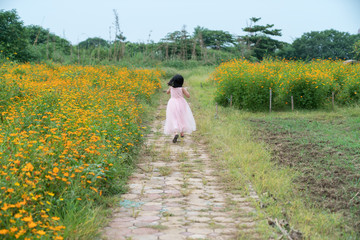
[290,29,360,60]
[213,59,360,111]
[353,40,360,61]
[25,25,71,54]
[0,9,31,61]
[78,37,109,49]
[241,17,284,60]
[194,26,235,50]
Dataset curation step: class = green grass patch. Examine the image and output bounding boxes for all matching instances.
[247,109,360,233]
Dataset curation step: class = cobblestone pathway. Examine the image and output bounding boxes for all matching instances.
[102,104,260,240]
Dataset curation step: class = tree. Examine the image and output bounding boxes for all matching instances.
[78,37,109,49]
[242,17,283,60]
[193,26,235,50]
[352,40,360,60]
[276,42,296,59]
[161,26,192,60]
[0,9,30,61]
[291,29,359,60]
[25,25,71,55]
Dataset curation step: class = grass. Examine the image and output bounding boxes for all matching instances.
[173,66,359,239]
[158,166,173,176]
[248,109,360,231]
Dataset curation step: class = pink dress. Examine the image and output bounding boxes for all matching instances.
[164,87,196,135]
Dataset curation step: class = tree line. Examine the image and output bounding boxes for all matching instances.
[1,9,360,66]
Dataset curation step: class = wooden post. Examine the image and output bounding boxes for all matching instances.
[269,89,272,113]
[291,96,294,111]
[200,82,203,88]
[215,103,218,119]
[230,95,233,107]
[332,92,335,110]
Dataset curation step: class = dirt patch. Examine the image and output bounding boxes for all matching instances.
[248,118,360,233]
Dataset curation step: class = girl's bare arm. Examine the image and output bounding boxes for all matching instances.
[166,87,171,94]
[182,87,190,98]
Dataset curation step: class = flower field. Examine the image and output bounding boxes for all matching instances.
[213,59,360,111]
[0,63,162,239]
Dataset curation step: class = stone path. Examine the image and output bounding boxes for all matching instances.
[102,103,260,240]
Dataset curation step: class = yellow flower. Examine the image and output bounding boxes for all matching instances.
[22,216,33,222]
[0,229,9,234]
[37,230,46,235]
[28,221,37,228]
[7,188,14,193]
[22,163,34,172]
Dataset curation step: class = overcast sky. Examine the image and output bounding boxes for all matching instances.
[2,0,360,45]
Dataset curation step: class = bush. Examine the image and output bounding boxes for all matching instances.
[212,58,360,111]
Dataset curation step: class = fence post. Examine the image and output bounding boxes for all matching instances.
[230,95,233,107]
[291,96,294,111]
[215,103,218,119]
[269,89,272,113]
[332,92,335,110]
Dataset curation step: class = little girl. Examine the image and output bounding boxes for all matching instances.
[164,74,196,143]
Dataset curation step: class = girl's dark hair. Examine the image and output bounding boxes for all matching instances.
[167,74,184,88]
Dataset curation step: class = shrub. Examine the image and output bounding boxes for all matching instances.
[212,58,360,111]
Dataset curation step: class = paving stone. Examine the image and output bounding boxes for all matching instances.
[131,234,159,240]
[186,205,209,211]
[187,234,207,239]
[212,216,236,223]
[120,193,140,200]
[189,216,212,223]
[111,216,135,222]
[159,227,184,234]
[186,223,209,229]
[161,216,184,225]
[135,215,160,222]
[133,220,159,228]
[138,210,161,217]
[141,204,162,211]
[103,227,132,239]
[108,221,133,228]
[131,227,158,235]
[145,189,163,194]
[214,228,238,235]
[185,211,201,216]
[180,231,194,237]
[143,201,163,207]
[141,193,162,201]
[158,233,186,240]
